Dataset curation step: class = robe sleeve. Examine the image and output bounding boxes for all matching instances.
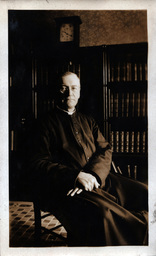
[30,118,80,195]
[83,117,112,187]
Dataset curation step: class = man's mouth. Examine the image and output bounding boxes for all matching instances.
[66,98,75,101]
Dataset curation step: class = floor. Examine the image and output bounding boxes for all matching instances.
[9,201,67,247]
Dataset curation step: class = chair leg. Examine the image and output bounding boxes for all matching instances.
[33,202,41,246]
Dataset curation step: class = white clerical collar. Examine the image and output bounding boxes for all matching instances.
[56,105,76,115]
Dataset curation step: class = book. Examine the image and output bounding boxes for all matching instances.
[120,131,124,153]
[35,59,37,87]
[114,93,119,117]
[128,165,131,177]
[145,63,147,81]
[110,130,114,152]
[112,161,118,174]
[110,92,114,118]
[110,63,115,82]
[121,62,126,82]
[141,131,146,153]
[141,92,146,117]
[114,62,120,82]
[129,92,135,117]
[121,93,125,117]
[134,165,137,180]
[130,131,135,153]
[115,131,119,152]
[136,131,140,153]
[32,59,34,89]
[127,62,132,81]
[32,90,34,116]
[125,131,129,153]
[40,65,43,86]
[132,92,135,117]
[139,63,143,81]
[117,166,123,174]
[134,63,137,81]
[125,92,130,117]
[137,93,141,117]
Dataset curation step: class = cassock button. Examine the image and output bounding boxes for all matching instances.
[87,157,90,161]
[75,131,79,134]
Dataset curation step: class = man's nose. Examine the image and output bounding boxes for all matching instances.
[66,87,72,96]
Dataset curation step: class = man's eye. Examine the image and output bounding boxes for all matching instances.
[60,86,67,93]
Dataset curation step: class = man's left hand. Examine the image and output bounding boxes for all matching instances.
[67,187,83,197]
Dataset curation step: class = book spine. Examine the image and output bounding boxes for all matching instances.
[134,63,137,81]
[110,92,114,118]
[120,131,124,153]
[110,130,114,152]
[132,93,135,117]
[111,63,114,82]
[78,64,81,79]
[115,131,119,153]
[141,131,146,153]
[136,131,140,153]
[128,165,131,178]
[112,161,118,174]
[137,93,141,117]
[130,131,135,153]
[125,131,129,153]
[41,65,43,86]
[121,93,124,117]
[125,92,130,117]
[32,59,34,89]
[32,90,34,116]
[145,63,147,81]
[114,62,120,82]
[134,165,137,180]
[35,59,37,87]
[141,92,146,117]
[127,62,132,81]
[117,166,123,174]
[117,62,120,82]
[114,93,119,117]
[121,62,126,82]
[139,63,143,81]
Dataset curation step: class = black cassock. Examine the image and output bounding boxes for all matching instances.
[31,107,148,246]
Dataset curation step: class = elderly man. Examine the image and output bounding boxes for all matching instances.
[31,71,148,246]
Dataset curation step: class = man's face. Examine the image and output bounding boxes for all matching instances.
[59,73,80,111]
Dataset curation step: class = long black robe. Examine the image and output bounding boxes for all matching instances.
[31,107,148,246]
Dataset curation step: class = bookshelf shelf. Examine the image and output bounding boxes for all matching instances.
[107,81,147,91]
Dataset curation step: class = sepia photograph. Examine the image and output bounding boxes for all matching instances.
[1,1,156,256]
[9,9,148,247]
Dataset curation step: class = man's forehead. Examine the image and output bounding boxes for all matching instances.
[62,74,80,86]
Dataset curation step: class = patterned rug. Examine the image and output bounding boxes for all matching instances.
[9,201,67,247]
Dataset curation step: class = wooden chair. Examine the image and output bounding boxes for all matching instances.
[33,200,68,246]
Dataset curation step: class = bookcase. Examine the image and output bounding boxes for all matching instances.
[103,43,148,183]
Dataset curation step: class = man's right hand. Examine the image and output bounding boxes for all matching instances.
[76,171,100,191]
[67,171,100,197]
